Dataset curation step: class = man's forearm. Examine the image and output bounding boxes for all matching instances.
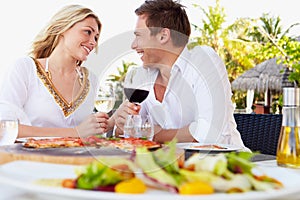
[153,125,195,143]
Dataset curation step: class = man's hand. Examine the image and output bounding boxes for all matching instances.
[112,100,140,136]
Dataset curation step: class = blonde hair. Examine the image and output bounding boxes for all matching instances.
[30,4,101,62]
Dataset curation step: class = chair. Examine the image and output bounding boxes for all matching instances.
[234,113,283,156]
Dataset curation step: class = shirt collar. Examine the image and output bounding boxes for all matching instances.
[172,46,190,74]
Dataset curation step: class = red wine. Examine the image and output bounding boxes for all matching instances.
[124,88,149,103]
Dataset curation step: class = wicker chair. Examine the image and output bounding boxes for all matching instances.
[234,113,283,155]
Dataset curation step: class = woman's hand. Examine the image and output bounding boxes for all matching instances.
[112,100,140,136]
[74,112,109,137]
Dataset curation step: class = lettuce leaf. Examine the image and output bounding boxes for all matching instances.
[152,139,184,184]
[76,161,125,190]
[134,147,179,190]
[226,152,256,174]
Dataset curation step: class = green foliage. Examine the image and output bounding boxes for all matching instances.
[188,0,259,105]
[249,13,284,43]
[107,60,137,83]
[189,0,226,53]
[189,0,300,108]
[232,91,246,109]
[271,94,282,114]
[254,36,300,86]
[282,39,300,85]
[249,12,300,86]
[289,63,300,85]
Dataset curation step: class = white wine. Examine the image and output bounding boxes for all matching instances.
[94,97,115,113]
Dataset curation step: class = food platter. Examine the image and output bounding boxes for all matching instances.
[0,160,300,200]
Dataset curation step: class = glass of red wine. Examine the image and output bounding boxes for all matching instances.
[122,66,153,140]
[123,66,151,104]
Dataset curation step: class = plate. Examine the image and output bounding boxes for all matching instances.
[15,137,62,143]
[1,160,300,200]
[176,143,243,152]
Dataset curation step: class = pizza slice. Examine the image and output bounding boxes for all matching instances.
[23,137,84,148]
[22,135,161,151]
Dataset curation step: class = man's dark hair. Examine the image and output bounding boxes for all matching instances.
[135,0,191,47]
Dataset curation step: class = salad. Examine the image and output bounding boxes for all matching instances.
[62,140,283,195]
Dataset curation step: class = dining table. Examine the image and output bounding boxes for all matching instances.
[0,143,300,200]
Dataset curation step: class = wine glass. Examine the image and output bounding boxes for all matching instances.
[123,66,151,104]
[94,81,116,113]
[122,66,153,139]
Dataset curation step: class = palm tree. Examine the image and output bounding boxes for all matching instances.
[250,14,283,43]
[188,0,257,82]
[251,13,299,45]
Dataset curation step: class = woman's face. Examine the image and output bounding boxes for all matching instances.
[60,16,100,62]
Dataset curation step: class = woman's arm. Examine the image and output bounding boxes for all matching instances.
[18,125,77,138]
[17,112,110,138]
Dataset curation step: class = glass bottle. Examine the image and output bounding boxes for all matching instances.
[276,87,300,168]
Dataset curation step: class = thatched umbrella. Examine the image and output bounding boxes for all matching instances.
[231,58,284,93]
[231,58,285,113]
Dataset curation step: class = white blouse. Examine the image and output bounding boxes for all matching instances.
[0,56,98,129]
[127,46,247,148]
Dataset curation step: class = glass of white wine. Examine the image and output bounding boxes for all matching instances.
[94,81,116,114]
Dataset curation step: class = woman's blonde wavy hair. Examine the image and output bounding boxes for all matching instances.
[30,4,101,65]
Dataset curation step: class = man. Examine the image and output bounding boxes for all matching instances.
[112,0,247,149]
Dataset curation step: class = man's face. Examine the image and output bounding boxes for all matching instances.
[131,15,162,68]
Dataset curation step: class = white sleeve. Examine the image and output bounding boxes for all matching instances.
[0,57,33,125]
[188,46,233,143]
[0,100,31,125]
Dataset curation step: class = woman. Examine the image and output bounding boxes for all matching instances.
[0,5,113,138]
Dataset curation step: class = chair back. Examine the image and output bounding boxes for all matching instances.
[234,113,282,155]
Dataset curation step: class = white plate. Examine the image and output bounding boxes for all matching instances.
[16,137,62,143]
[1,160,300,200]
[176,143,243,152]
